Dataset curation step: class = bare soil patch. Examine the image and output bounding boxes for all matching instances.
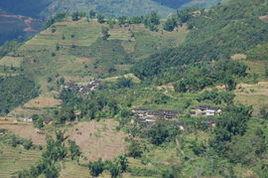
[66,119,127,161]
[23,96,62,109]
[259,15,268,22]
[231,53,247,60]
[0,123,46,145]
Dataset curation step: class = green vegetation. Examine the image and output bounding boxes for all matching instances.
[0,75,39,115]
[0,40,20,58]
[0,0,268,177]
[88,155,128,177]
[133,0,268,82]
[18,131,67,178]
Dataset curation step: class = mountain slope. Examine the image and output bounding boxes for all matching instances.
[0,12,43,45]
[133,0,268,80]
[0,0,174,18]
[153,0,221,8]
[43,0,174,17]
[0,0,52,18]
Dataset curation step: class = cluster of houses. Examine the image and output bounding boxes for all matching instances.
[64,79,101,94]
[132,109,179,123]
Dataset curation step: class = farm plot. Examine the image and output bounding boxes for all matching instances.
[0,144,41,178]
[66,119,127,161]
[235,81,268,113]
[23,96,62,109]
[0,123,46,145]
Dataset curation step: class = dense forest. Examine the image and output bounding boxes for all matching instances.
[133,0,268,83]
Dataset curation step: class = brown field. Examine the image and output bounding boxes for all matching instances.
[66,119,127,161]
[235,81,268,114]
[23,96,62,109]
[0,123,46,145]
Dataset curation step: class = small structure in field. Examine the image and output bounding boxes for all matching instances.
[190,106,222,117]
[43,117,53,125]
[22,117,33,123]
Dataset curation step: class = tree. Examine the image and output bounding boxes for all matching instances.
[144,11,160,31]
[128,140,143,158]
[106,161,121,178]
[68,140,81,160]
[97,14,105,23]
[105,155,128,177]
[163,16,177,31]
[117,77,134,88]
[260,107,268,120]
[147,121,179,145]
[265,65,268,78]
[116,155,128,172]
[118,16,127,26]
[42,161,59,178]
[224,76,237,91]
[72,11,80,21]
[88,159,105,177]
[32,114,44,129]
[107,18,116,28]
[89,10,96,18]
[210,105,252,153]
[100,26,110,40]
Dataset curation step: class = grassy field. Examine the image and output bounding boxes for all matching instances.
[0,144,41,178]
[60,161,90,178]
[235,81,268,114]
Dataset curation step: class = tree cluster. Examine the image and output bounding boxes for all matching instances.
[88,155,128,177]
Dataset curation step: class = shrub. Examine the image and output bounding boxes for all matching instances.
[88,159,105,177]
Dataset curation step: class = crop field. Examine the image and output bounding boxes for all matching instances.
[0,144,41,178]
[66,119,127,161]
[23,96,62,109]
[6,18,188,97]
[235,81,268,113]
[0,123,46,145]
[60,161,90,178]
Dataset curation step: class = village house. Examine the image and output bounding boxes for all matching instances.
[22,117,33,123]
[190,106,222,117]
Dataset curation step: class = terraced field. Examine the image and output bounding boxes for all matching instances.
[1,19,187,97]
[0,144,41,178]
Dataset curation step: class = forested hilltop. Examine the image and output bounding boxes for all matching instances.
[0,0,268,177]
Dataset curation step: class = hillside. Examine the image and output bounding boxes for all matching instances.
[0,0,174,18]
[134,0,268,80]
[0,0,222,44]
[0,0,268,178]
[0,0,174,44]
[154,0,222,8]
[0,13,43,44]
